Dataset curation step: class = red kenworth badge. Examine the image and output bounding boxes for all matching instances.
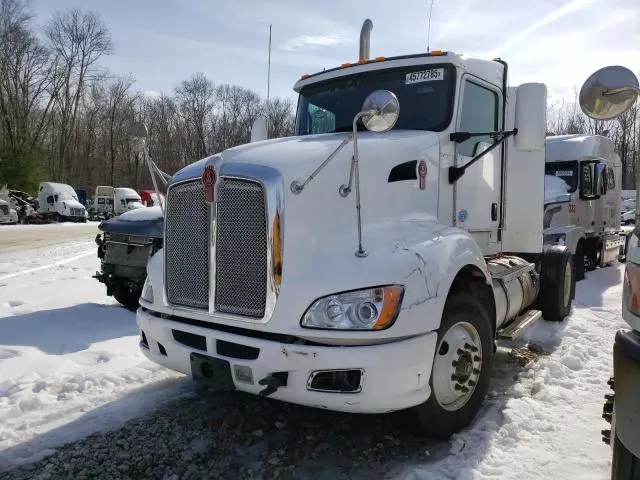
[203,165,216,204]
[418,160,427,190]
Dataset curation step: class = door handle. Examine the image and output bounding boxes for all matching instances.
[491,203,498,221]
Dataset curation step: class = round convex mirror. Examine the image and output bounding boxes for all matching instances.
[579,66,639,121]
[360,90,400,133]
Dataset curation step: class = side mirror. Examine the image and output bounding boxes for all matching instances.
[579,66,639,120]
[360,90,400,133]
[251,116,268,142]
[514,83,547,151]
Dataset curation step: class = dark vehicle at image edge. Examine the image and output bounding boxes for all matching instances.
[94,206,164,309]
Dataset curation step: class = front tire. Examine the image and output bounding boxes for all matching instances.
[538,245,574,322]
[411,290,493,440]
[112,284,141,311]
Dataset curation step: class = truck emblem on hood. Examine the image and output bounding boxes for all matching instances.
[418,160,427,190]
[202,165,216,204]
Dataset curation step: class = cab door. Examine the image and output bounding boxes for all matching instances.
[453,77,502,240]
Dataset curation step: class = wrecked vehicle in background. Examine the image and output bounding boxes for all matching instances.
[94,142,171,309]
[0,198,18,224]
[95,206,164,309]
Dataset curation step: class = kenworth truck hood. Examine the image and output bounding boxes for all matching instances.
[172,130,440,236]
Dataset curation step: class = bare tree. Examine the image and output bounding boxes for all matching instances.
[174,72,216,162]
[46,7,112,181]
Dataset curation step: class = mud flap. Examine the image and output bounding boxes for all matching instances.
[190,352,235,391]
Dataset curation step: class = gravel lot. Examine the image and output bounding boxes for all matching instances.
[0,348,531,480]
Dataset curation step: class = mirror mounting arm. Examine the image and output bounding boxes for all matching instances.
[603,86,640,96]
[448,128,517,184]
[290,134,353,194]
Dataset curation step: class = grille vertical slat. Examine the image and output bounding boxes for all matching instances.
[165,180,210,309]
[215,178,268,318]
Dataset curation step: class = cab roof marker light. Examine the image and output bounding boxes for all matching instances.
[373,56,386,62]
[300,73,310,79]
[341,62,353,68]
[429,50,446,56]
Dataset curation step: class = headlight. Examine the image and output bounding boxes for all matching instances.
[141,277,154,303]
[301,285,404,330]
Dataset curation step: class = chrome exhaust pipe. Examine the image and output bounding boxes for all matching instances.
[359,19,373,62]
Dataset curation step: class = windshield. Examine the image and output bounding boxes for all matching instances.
[545,161,578,193]
[296,64,456,135]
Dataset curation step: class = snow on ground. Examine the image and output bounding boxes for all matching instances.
[0,238,188,468]
[403,265,625,480]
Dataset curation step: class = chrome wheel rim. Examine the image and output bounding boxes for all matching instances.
[432,321,482,411]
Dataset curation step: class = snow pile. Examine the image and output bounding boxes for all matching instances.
[401,265,625,480]
[0,241,186,468]
[544,174,571,204]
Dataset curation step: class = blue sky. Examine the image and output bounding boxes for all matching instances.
[32,0,640,106]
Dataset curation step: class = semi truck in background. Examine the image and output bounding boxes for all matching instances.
[134,18,577,439]
[543,134,627,281]
[37,182,88,222]
[88,186,146,220]
[577,65,640,478]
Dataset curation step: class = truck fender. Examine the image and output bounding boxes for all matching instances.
[544,225,585,254]
[388,225,492,336]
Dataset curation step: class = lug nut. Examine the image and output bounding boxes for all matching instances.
[461,386,469,393]
[451,375,459,381]
[464,343,479,353]
[607,377,614,389]
[457,349,465,355]
[603,403,613,415]
[605,394,614,402]
[473,368,480,375]
[468,380,476,387]
[452,361,458,367]
[603,412,612,423]
[473,355,481,362]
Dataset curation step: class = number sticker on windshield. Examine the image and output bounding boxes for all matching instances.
[405,68,444,84]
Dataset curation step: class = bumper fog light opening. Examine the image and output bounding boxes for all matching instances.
[307,369,364,393]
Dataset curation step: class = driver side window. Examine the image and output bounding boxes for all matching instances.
[458,81,498,157]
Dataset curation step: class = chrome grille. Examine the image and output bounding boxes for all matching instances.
[71,208,83,216]
[215,178,267,318]
[165,180,210,310]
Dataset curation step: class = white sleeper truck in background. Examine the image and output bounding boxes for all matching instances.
[543,134,626,281]
[136,19,575,439]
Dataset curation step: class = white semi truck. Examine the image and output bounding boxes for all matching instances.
[88,186,145,220]
[37,182,88,222]
[136,19,575,439]
[543,134,626,280]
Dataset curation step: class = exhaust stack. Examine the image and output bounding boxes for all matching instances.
[359,19,373,62]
